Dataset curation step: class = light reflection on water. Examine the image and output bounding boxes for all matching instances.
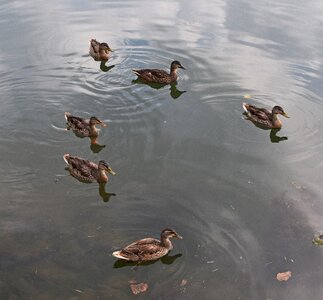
[1,0,323,299]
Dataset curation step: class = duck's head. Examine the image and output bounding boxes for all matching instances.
[272,106,289,118]
[171,60,185,71]
[100,42,112,52]
[161,228,183,240]
[90,116,107,127]
[98,160,116,175]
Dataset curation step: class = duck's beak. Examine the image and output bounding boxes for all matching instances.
[106,166,116,176]
[176,233,183,239]
[99,120,107,127]
[179,65,186,70]
[282,112,290,118]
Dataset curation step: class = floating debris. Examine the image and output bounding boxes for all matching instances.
[74,289,84,294]
[291,181,306,190]
[180,279,188,287]
[312,232,323,246]
[243,94,251,99]
[276,271,292,281]
[129,281,148,295]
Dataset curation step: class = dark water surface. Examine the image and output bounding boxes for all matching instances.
[1,0,323,299]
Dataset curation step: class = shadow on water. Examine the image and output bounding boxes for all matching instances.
[66,129,106,153]
[99,183,116,202]
[132,79,186,99]
[100,61,115,72]
[243,113,288,143]
[269,128,288,143]
[113,253,182,269]
[64,169,116,203]
[90,143,106,153]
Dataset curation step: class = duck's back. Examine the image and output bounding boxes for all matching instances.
[65,156,99,183]
[133,68,173,84]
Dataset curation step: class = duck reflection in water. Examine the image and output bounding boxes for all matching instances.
[132,79,186,99]
[100,61,115,72]
[113,253,182,268]
[99,182,116,202]
[270,128,288,143]
[65,113,107,153]
[244,121,288,143]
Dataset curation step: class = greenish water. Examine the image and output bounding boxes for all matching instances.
[1,0,323,299]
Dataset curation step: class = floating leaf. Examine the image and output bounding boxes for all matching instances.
[312,232,323,246]
[276,271,292,281]
[180,279,188,287]
[129,282,148,295]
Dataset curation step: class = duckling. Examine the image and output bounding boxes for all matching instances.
[64,112,106,144]
[243,103,289,129]
[63,154,116,183]
[89,39,112,61]
[132,61,185,84]
[112,228,182,262]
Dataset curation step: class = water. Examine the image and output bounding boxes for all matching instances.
[1,0,323,299]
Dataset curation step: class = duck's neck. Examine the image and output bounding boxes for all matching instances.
[98,168,108,183]
[170,68,178,79]
[271,113,282,129]
[89,125,99,143]
[160,236,173,250]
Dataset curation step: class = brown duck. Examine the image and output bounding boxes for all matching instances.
[132,60,185,84]
[112,228,182,262]
[243,103,289,129]
[89,39,112,61]
[63,154,116,183]
[65,112,106,144]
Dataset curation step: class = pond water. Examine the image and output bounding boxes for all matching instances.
[1,0,323,299]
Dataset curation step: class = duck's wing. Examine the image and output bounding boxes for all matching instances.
[244,104,271,120]
[123,238,160,254]
[133,69,169,82]
[66,116,90,135]
[67,157,98,182]
[89,39,100,54]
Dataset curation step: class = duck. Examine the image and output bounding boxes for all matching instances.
[132,60,185,84]
[89,39,112,61]
[63,154,116,183]
[112,228,182,262]
[243,103,289,129]
[64,112,106,144]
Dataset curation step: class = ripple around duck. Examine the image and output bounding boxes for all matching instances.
[84,149,266,298]
[61,43,191,126]
[101,194,260,298]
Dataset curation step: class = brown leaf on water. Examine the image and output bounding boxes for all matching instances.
[180,279,188,287]
[129,282,148,295]
[276,271,292,281]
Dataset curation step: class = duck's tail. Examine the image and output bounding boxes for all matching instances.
[89,38,97,45]
[64,112,72,121]
[63,154,70,164]
[112,251,129,260]
[132,69,141,76]
[242,103,251,115]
